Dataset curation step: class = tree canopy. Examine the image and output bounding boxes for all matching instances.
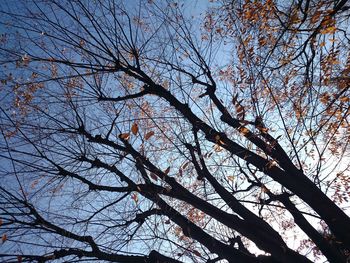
[0,0,349,262]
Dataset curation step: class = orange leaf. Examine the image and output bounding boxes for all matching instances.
[144,131,154,140]
[131,123,138,135]
[310,11,321,24]
[258,37,267,46]
[340,96,349,102]
[2,234,7,243]
[239,126,249,135]
[236,105,244,113]
[227,176,234,181]
[320,26,336,34]
[119,133,130,140]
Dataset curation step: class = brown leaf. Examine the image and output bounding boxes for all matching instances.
[259,127,269,134]
[144,131,154,140]
[236,105,244,113]
[182,161,190,169]
[232,94,245,120]
[119,133,130,140]
[150,172,158,181]
[193,249,201,257]
[261,185,269,193]
[239,126,249,135]
[2,234,7,243]
[227,176,234,181]
[131,123,138,135]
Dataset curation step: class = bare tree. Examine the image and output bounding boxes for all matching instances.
[0,0,349,262]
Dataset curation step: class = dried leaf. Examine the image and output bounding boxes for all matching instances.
[193,249,201,257]
[131,123,138,135]
[150,172,158,181]
[218,139,226,145]
[144,131,154,140]
[182,161,190,169]
[320,26,336,34]
[227,175,234,181]
[239,126,249,135]
[2,234,7,243]
[236,105,244,113]
[261,185,269,193]
[340,96,349,102]
[259,127,269,134]
[232,94,245,120]
[310,11,321,24]
[119,133,130,140]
